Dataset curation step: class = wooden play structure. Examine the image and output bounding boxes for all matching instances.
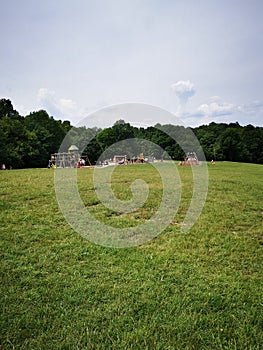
[180,151,199,166]
[113,153,145,165]
[113,155,127,164]
[50,145,81,168]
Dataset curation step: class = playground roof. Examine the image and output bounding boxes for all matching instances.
[68,145,79,151]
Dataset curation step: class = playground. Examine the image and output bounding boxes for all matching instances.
[50,144,203,170]
[49,146,152,168]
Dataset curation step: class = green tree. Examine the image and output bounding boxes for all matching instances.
[24,110,68,167]
[0,99,39,168]
[0,116,39,168]
[96,122,136,150]
[0,98,20,120]
[242,125,263,163]
[217,128,248,162]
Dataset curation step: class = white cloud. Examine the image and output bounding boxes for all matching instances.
[197,96,236,117]
[182,96,263,127]
[170,80,196,118]
[171,80,195,104]
[35,87,263,128]
[37,88,79,120]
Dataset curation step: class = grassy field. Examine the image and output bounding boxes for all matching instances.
[0,162,262,349]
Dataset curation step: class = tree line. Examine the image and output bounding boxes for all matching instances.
[0,98,262,168]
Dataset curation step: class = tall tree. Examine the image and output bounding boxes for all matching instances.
[24,110,68,167]
[217,128,247,161]
[0,98,20,120]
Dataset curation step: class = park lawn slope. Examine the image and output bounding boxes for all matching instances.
[0,162,262,349]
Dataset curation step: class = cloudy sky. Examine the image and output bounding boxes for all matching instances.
[1,0,263,128]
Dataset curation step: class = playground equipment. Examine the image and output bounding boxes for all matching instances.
[113,155,127,164]
[113,153,146,165]
[50,148,150,168]
[51,145,80,168]
[180,151,199,166]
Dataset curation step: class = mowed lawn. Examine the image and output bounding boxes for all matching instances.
[0,162,262,350]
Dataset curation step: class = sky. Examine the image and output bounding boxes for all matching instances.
[1,0,263,128]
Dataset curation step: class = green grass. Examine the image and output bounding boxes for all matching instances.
[0,162,262,349]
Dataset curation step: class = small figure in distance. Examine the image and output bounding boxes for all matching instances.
[211,159,215,165]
